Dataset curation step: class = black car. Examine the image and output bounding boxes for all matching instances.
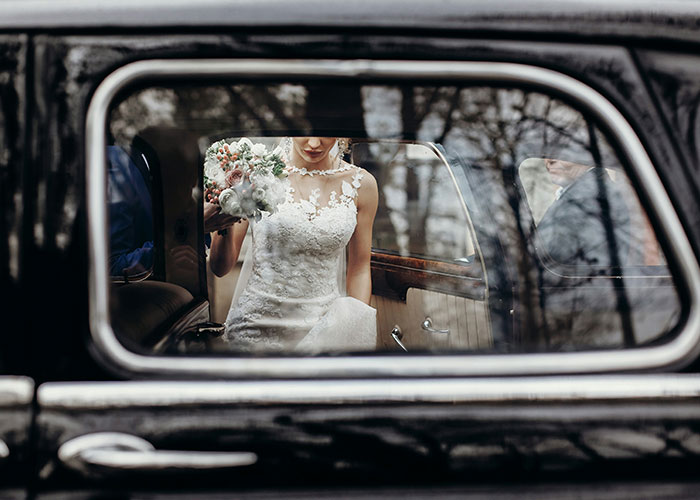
[3,1,700,497]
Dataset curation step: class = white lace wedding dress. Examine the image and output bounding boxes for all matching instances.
[224,166,377,353]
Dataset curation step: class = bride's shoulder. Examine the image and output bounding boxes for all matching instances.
[346,164,376,189]
[349,165,378,208]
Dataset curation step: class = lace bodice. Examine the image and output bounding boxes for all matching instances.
[252,167,363,295]
[224,166,367,351]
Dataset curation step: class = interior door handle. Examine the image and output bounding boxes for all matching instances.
[422,317,449,335]
[58,432,257,475]
[391,325,408,351]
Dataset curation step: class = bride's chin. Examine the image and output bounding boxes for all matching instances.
[301,153,329,164]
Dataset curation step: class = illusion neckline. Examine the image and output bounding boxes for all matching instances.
[281,167,365,218]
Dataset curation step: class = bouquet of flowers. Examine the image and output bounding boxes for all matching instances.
[203,138,288,220]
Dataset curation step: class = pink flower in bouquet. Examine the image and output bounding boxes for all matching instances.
[226,169,243,187]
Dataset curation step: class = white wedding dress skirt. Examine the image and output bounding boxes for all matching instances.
[224,167,377,353]
[295,296,377,354]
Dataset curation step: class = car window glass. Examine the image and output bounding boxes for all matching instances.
[358,141,475,263]
[105,81,682,356]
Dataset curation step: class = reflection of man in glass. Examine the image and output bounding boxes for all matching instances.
[543,158,591,199]
[107,145,154,278]
[535,159,630,270]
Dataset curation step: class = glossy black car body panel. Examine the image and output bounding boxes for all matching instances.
[33,379,700,488]
[0,37,30,497]
[1,1,700,496]
[37,402,700,486]
[0,35,27,375]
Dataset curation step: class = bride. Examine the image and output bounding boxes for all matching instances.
[208,137,379,353]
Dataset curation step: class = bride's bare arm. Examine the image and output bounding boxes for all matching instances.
[209,219,248,277]
[346,170,378,304]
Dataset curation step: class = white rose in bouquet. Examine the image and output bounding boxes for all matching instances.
[252,187,266,203]
[204,157,226,187]
[251,143,267,157]
[218,188,241,216]
[237,137,253,149]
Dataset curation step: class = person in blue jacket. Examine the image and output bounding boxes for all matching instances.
[107,144,154,278]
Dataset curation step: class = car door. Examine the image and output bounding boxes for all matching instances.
[0,33,35,499]
[26,20,700,497]
[356,140,492,352]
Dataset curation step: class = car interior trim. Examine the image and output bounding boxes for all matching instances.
[86,59,700,378]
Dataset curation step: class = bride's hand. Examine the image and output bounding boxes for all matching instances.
[204,201,240,233]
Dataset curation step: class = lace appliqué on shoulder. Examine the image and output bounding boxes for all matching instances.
[335,169,364,207]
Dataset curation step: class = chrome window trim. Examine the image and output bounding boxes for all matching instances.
[3,1,700,30]
[38,375,700,409]
[87,59,700,378]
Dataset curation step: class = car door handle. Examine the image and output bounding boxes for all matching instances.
[58,432,257,475]
[391,325,408,351]
[421,317,449,335]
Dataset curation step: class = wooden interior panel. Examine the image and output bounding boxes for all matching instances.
[474,300,492,349]
[375,288,492,352]
[371,251,485,302]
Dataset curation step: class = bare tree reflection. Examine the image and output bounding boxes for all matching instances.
[363,85,678,351]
